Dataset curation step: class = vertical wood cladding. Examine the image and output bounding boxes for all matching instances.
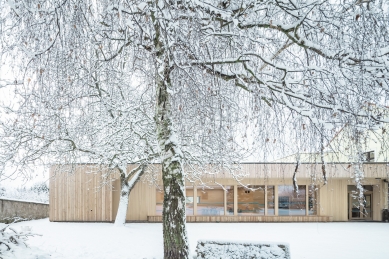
[50,163,388,222]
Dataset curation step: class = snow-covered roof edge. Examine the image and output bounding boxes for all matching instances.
[0,197,49,205]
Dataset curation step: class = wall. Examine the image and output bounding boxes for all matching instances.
[0,198,49,223]
[319,179,348,221]
[49,165,114,222]
[50,163,389,222]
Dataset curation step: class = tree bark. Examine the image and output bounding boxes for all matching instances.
[154,46,189,259]
[114,175,130,226]
[114,165,146,226]
[151,3,189,257]
[156,68,189,259]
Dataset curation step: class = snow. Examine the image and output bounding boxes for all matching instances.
[196,240,289,259]
[0,197,49,205]
[0,223,50,259]
[10,219,389,259]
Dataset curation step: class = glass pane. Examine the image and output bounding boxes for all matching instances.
[156,188,163,215]
[278,185,306,216]
[363,194,371,218]
[364,185,373,191]
[226,186,234,215]
[156,186,194,216]
[267,186,275,215]
[351,196,360,218]
[237,186,265,215]
[197,186,224,216]
[185,187,194,216]
[308,185,317,215]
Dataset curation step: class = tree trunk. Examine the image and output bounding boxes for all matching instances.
[161,139,188,259]
[152,4,189,257]
[156,73,189,258]
[114,176,130,226]
[114,165,146,226]
[155,52,189,259]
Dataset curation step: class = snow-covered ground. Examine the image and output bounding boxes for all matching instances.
[10,219,389,259]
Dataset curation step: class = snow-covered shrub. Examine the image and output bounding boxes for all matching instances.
[0,223,50,259]
[29,182,49,196]
[0,182,49,203]
[196,240,290,259]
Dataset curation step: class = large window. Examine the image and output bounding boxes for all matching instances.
[197,187,224,215]
[238,186,265,215]
[156,184,315,216]
[278,185,306,216]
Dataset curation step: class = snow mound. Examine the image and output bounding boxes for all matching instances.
[0,223,50,259]
[196,240,290,259]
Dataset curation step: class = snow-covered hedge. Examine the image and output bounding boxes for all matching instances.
[0,223,50,259]
[196,240,290,259]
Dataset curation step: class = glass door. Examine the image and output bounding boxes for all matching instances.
[348,193,372,220]
[363,194,372,220]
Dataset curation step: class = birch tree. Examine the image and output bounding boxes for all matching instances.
[1,1,389,258]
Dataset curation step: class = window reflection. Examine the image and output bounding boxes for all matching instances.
[156,184,312,217]
[197,187,225,215]
[156,188,163,216]
[308,185,317,215]
[237,186,265,215]
[278,185,306,216]
[185,187,194,216]
[267,186,275,215]
[226,186,234,215]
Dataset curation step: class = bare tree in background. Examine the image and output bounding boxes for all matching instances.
[1,1,389,258]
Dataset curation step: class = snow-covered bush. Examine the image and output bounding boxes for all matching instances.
[196,240,290,259]
[0,182,49,203]
[0,223,50,259]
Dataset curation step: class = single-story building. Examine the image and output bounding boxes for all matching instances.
[49,162,389,223]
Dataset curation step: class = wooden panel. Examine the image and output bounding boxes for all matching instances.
[373,182,383,221]
[111,177,120,221]
[126,180,156,221]
[318,179,348,221]
[49,165,114,222]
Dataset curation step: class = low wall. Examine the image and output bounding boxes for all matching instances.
[148,215,332,223]
[0,198,49,223]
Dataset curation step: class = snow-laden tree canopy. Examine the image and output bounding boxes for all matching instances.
[1,1,388,258]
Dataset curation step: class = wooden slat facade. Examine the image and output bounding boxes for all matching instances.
[49,165,114,222]
[49,163,389,222]
[198,163,389,180]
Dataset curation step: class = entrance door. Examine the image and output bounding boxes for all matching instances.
[348,193,372,220]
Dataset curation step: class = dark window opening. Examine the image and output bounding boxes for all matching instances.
[364,151,375,162]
